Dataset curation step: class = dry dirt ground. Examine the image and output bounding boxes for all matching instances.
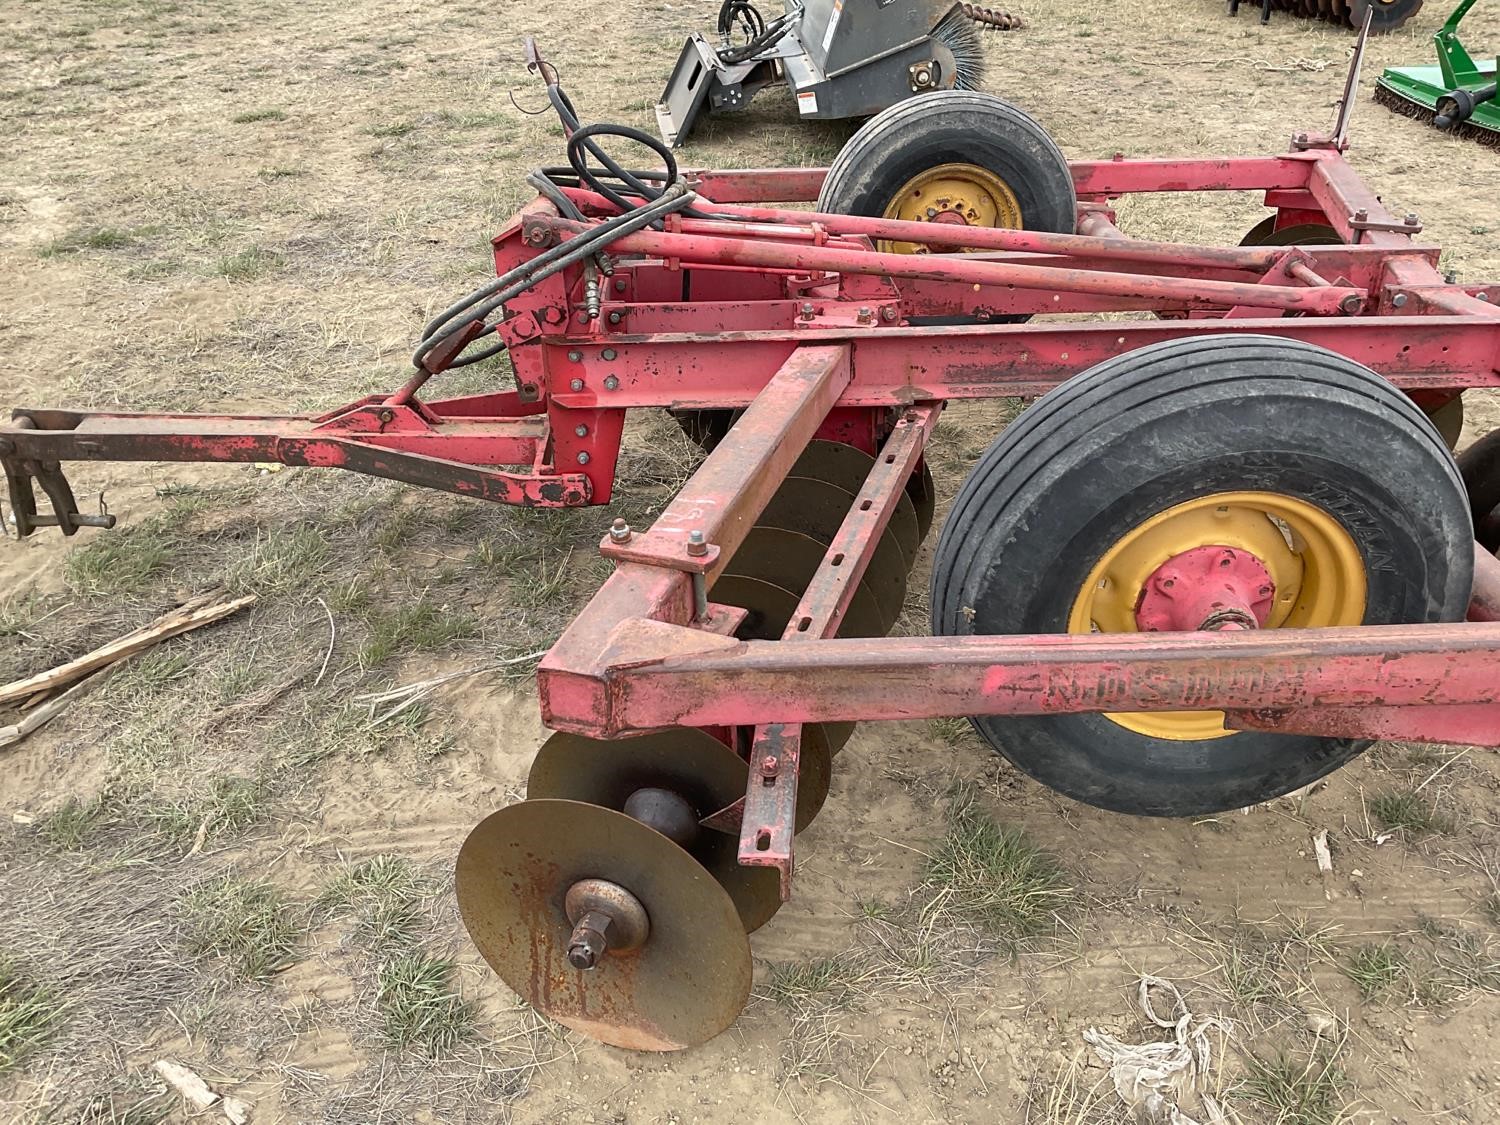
[4,0,1500,1122]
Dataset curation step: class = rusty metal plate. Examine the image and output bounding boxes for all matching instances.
[456,799,751,1051]
[526,728,791,932]
[791,440,923,564]
[758,478,910,629]
[721,526,889,637]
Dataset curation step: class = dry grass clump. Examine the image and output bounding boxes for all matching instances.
[0,956,65,1074]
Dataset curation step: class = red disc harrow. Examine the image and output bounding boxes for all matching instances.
[5,76,1500,1048]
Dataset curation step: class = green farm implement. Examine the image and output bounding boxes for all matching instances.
[1375,0,1500,144]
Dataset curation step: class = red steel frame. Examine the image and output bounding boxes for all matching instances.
[6,137,1500,893]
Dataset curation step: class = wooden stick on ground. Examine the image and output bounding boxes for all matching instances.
[0,592,256,707]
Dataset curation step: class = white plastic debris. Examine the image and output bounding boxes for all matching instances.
[1082,975,1233,1125]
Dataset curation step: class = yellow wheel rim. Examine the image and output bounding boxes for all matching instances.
[879,163,1022,254]
[1066,491,1367,741]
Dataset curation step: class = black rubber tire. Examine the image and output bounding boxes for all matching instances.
[816,91,1076,235]
[931,336,1474,817]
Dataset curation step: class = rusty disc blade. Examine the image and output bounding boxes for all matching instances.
[758,478,910,629]
[527,728,812,932]
[791,440,922,565]
[907,460,937,545]
[722,526,889,637]
[708,574,856,757]
[456,799,751,1051]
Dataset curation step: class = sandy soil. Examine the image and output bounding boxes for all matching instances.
[3,0,1500,1122]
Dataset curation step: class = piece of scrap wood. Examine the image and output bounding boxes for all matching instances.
[152,1059,218,1110]
[151,1059,253,1123]
[0,593,255,706]
[0,665,117,749]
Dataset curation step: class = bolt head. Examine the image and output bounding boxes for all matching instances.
[608,311,622,324]
[601,347,617,361]
[760,754,779,776]
[614,278,627,292]
[575,424,589,437]
[1478,292,1490,302]
[568,350,583,363]
[569,378,584,392]
[1392,292,1408,308]
[1404,213,1419,226]
[881,306,898,322]
[603,375,619,390]
[577,451,591,466]
[800,302,815,318]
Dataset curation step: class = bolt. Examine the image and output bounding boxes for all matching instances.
[569,378,584,392]
[1404,213,1420,227]
[881,306,899,322]
[576,309,589,322]
[602,347,617,361]
[608,310,623,324]
[568,350,583,363]
[686,529,708,557]
[1259,585,1272,597]
[1478,292,1491,302]
[526,227,549,247]
[760,754,779,776]
[1392,292,1408,308]
[1294,132,1309,144]
[614,278,627,292]
[577,451,591,466]
[609,518,631,543]
[1340,294,1362,315]
[603,375,619,390]
[926,207,938,218]
[800,302,815,320]
[1162,578,1175,589]
[575,424,589,437]
[857,307,873,324]
[567,911,611,970]
[378,408,394,423]
[1353,209,1369,223]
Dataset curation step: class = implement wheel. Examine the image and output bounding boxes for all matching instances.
[817,91,1076,250]
[931,336,1474,816]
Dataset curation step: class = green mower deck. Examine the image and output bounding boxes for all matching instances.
[1375,0,1500,142]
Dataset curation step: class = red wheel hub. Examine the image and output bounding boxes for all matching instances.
[1134,545,1275,633]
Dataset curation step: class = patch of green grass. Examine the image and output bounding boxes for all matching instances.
[228,523,329,594]
[125,258,181,280]
[1343,942,1407,1000]
[181,874,300,979]
[375,949,473,1054]
[37,795,112,851]
[360,599,477,666]
[63,521,176,595]
[363,120,416,138]
[214,245,284,281]
[1237,1049,1346,1125]
[924,784,1073,941]
[0,956,65,1074]
[433,109,513,130]
[231,107,286,123]
[928,716,975,748]
[321,854,429,950]
[1369,790,1452,836]
[38,225,141,257]
[141,774,268,849]
[761,958,865,1008]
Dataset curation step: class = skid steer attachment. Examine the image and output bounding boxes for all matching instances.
[655,0,1019,147]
